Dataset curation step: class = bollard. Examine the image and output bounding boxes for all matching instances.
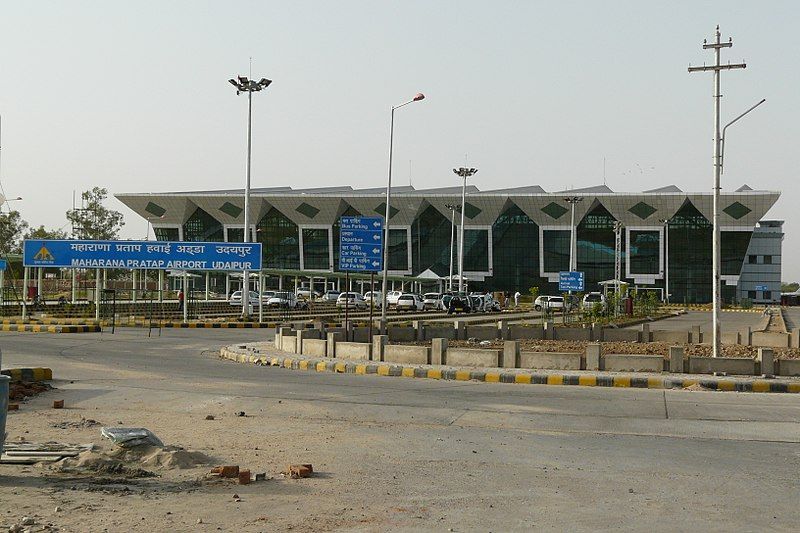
[326,331,342,358]
[757,347,774,377]
[497,321,509,340]
[454,320,465,341]
[503,341,520,368]
[372,335,388,362]
[411,321,422,341]
[543,321,554,340]
[668,345,684,373]
[640,323,650,343]
[691,325,702,344]
[431,338,448,365]
[585,343,601,371]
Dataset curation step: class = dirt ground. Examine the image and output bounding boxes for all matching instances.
[400,338,800,359]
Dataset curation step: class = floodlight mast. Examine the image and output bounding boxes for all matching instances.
[229,75,272,318]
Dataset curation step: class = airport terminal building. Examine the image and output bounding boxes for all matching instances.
[116,183,783,304]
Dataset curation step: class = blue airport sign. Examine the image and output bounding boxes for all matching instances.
[755,285,768,291]
[338,216,383,272]
[0,259,6,270]
[558,271,585,292]
[22,239,262,271]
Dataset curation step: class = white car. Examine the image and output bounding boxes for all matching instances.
[228,290,260,306]
[336,292,367,310]
[386,290,403,307]
[320,290,341,302]
[296,288,321,300]
[364,291,383,308]
[535,295,575,312]
[582,292,607,311]
[422,293,442,310]
[395,293,424,312]
[267,291,299,308]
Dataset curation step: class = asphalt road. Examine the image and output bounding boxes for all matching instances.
[624,310,765,332]
[2,328,799,531]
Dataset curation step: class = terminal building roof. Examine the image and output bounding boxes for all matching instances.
[116,183,780,228]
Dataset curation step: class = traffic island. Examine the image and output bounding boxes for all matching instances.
[220,344,800,394]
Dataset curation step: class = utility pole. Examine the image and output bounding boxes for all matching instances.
[689,25,746,359]
[613,221,624,317]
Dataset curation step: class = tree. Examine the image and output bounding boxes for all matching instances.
[66,187,125,240]
[781,282,799,293]
[0,210,29,255]
[24,225,68,241]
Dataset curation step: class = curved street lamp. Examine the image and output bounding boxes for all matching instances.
[380,93,425,329]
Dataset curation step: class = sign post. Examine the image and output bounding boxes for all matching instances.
[338,216,384,342]
[0,259,6,305]
[558,271,585,293]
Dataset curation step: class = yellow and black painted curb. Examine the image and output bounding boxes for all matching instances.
[219,348,800,394]
[119,321,280,329]
[0,324,101,333]
[0,318,101,325]
[1,367,53,382]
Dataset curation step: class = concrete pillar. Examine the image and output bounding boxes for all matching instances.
[274,327,282,349]
[744,326,752,346]
[639,323,650,343]
[297,329,316,355]
[22,267,29,319]
[336,278,340,291]
[431,338,448,365]
[372,334,388,362]
[278,275,283,290]
[668,346,684,373]
[294,276,299,295]
[503,340,519,368]
[591,323,602,342]
[585,343,601,371]
[95,268,101,321]
[757,347,774,377]
[71,269,77,304]
[497,320,509,340]
[225,273,230,298]
[412,320,422,341]
[791,329,799,349]
[543,321,554,340]
[37,267,43,298]
[327,331,342,358]
[454,320,465,341]
[205,272,210,301]
[691,325,702,344]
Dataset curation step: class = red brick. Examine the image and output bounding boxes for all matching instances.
[238,470,251,484]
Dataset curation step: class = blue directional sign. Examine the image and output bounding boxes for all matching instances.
[558,271,585,292]
[0,259,6,270]
[22,239,262,271]
[755,285,768,291]
[338,216,383,272]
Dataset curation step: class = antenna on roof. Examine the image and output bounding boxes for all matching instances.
[603,157,607,186]
[409,160,412,187]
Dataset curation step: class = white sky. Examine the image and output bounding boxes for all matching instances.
[1,1,798,279]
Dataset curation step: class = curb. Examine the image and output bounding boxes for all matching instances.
[0,324,101,333]
[219,347,800,394]
[1,368,53,382]
[118,321,279,329]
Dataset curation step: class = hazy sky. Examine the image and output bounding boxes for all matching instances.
[1,1,798,278]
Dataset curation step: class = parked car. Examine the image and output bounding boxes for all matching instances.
[364,291,383,308]
[396,293,424,312]
[386,290,403,307]
[470,294,501,312]
[336,292,367,310]
[535,295,575,312]
[267,291,299,308]
[422,293,442,310]
[228,290,260,306]
[321,290,341,302]
[296,288,322,300]
[582,292,607,312]
[443,293,473,314]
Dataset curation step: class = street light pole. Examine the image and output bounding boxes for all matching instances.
[563,196,583,272]
[453,168,477,293]
[444,204,460,292]
[229,75,272,319]
[689,26,747,358]
[380,93,425,328]
[660,218,671,304]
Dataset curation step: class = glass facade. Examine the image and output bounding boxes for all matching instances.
[576,204,617,287]
[491,204,543,292]
[387,228,409,271]
[227,227,245,243]
[411,205,454,277]
[629,230,660,275]
[154,227,179,241]
[721,231,752,275]
[302,228,330,270]
[463,229,489,272]
[542,230,570,273]
[669,201,711,304]
[183,208,223,242]
[256,208,299,270]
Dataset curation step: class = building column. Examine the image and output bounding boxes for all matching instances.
[132,270,138,302]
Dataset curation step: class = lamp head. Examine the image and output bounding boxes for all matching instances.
[413,93,425,101]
